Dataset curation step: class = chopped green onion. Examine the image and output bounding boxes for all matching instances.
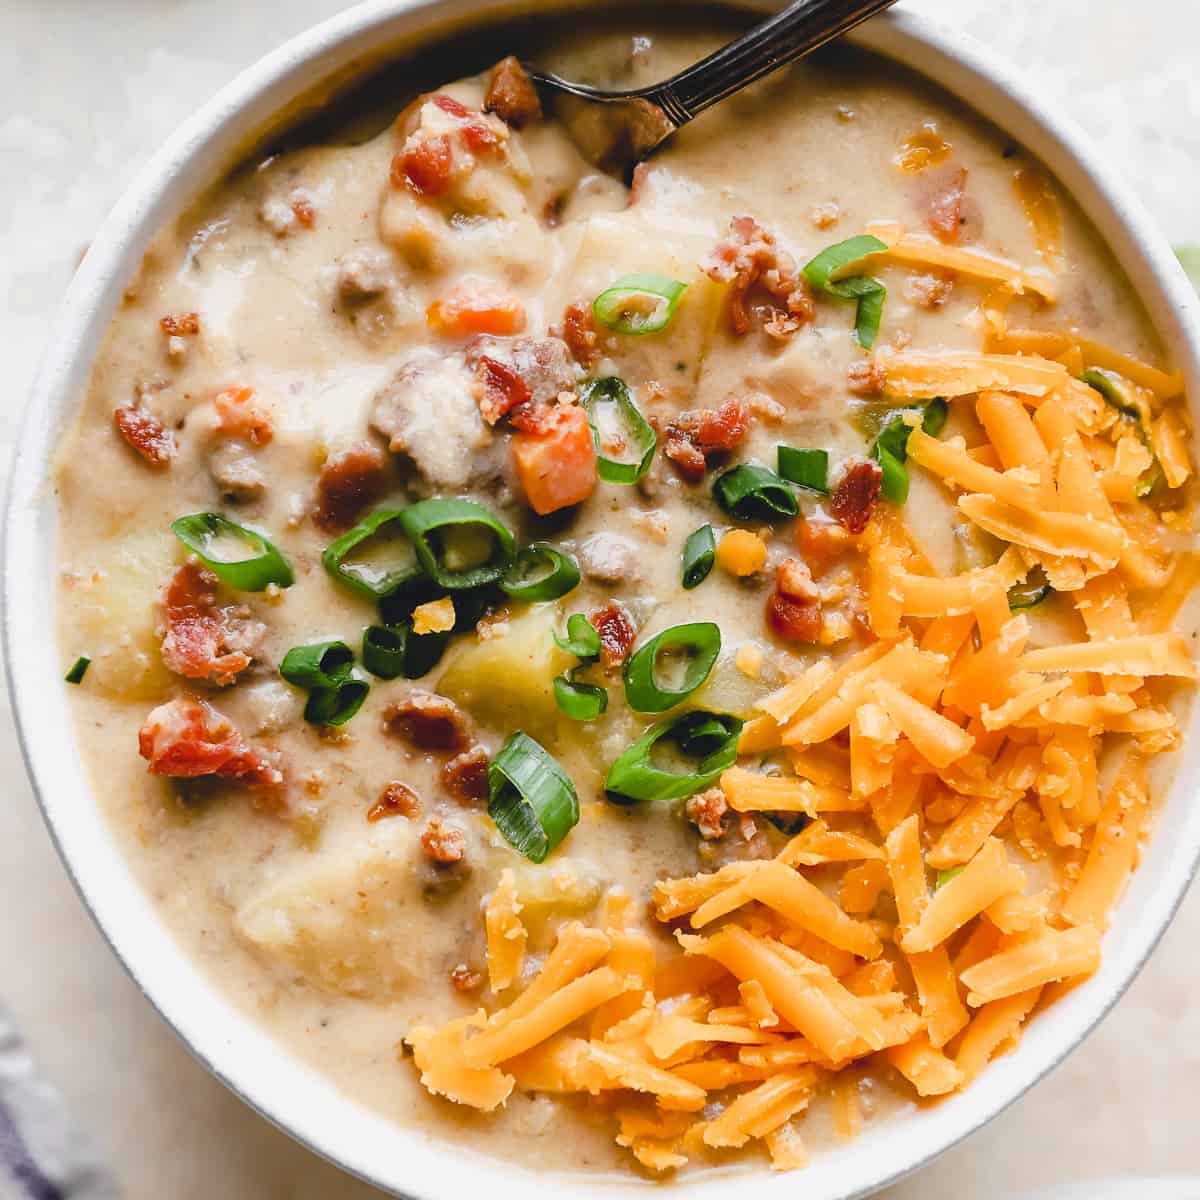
[592,272,688,335]
[922,397,949,437]
[777,446,829,494]
[868,400,945,507]
[1081,368,1161,496]
[322,508,420,601]
[713,463,798,522]
[554,674,608,721]
[64,656,90,684]
[681,524,716,590]
[488,732,580,863]
[362,623,448,680]
[763,812,809,835]
[935,866,965,890]
[554,613,601,660]
[582,377,657,484]
[280,641,368,726]
[280,641,354,690]
[803,234,889,348]
[172,513,294,591]
[605,711,742,805]
[501,542,580,603]
[876,446,908,505]
[398,498,515,590]
[1007,566,1052,612]
[623,621,721,713]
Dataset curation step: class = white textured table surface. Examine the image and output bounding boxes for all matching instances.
[2,2,1199,1197]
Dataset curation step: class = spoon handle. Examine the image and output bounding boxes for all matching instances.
[644,0,901,125]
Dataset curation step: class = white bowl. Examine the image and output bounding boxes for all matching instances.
[7,3,1200,1198]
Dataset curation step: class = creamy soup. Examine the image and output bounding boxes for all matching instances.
[55,15,1197,1179]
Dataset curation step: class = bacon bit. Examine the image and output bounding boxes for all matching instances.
[113,403,176,467]
[662,396,750,481]
[847,358,886,397]
[811,202,841,230]
[138,697,283,788]
[160,562,262,686]
[213,386,272,446]
[290,194,315,228]
[427,284,526,338]
[474,355,532,425]
[766,590,823,644]
[383,692,472,754]
[686,787,729,840]
[314,442,390,532]
[562,301,599,367]
[896,122,951,172]
[441,746,490,804]
[777,558,819,602]
[904,272,955,309]
[628,162,651,207]
[461,121,503,154]
[797,517,853,576]
[159,312,200,337]
[703,215,815,339]
[449,963,485,993]
[368,781,421,822]
[392,134,454,197]
[510,403,597,515]
[591,603,637,671]
[484,57,542,128]
[830,459,883,535]
[927,166,968,244]
[432,92,470,118]
[421,817,466,864]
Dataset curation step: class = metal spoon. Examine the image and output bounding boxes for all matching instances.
[523,0,901,175]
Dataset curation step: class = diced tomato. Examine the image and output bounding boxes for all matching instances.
[139,697,283,788]
[393,134,454,197]
[511,404,597,515]
[213,385,272,446]
[427,284,526,338]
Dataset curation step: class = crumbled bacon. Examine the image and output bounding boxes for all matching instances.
[508,401,559,436]
[591,603,637,671]
[159,312,200,337]
[441,746,490,804]
[927,166,968,244]
[777,558,819,602]
[421,817,466,864]
[766,590,823,644]
[449,963,484,993]
[562,301,599,367]
[468,335,574,407]
[847,359,886,397]
[662,396,750,482]
[368,781,421,822]
[290,194,315,228]
[384,692,472,753]
[313,442,390,531]
[474,355,532,425]
[797,517,853,576]
[138,697,282,788]
[703,216,815,339]
[432,93,470,119]
[213,386,272,446]
[113,403,176,467]
[483,57,542,128]
[393,134,454,197]
[830,459,883,535]
[160,562,263,686]
[686,787,729,840]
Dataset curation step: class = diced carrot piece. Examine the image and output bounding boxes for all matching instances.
[511,406,597,515]
[427,284,526,337]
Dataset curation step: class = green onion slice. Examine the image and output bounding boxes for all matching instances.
[554,674,608,721]
[803,234,889,349]
[303,676,369,726]
[922,397,949,437]
[713,463,798,522]
[362,623,449,680]
[582,377,658,485]
[554,613,601,660]
[172,513,294,591]
[322,508,420,601]
[1081,368,1163,496]
[488,732,580,863]
[280,641,355,690]
[1007,566,1053,612]
[876,446,908,505]
[592,272,688,335]
[777,446,830,494]
[935,866,966,890]
[605,711,742,805]
[64,656,90,685]
[681,524,716,590]
[763,812,809,835]
[501,542,580,603]
[869,400,946,507]
[398,498,515,590]
[623,621,721,713]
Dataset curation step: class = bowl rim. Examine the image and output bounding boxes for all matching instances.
[7,2,1200,1198]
